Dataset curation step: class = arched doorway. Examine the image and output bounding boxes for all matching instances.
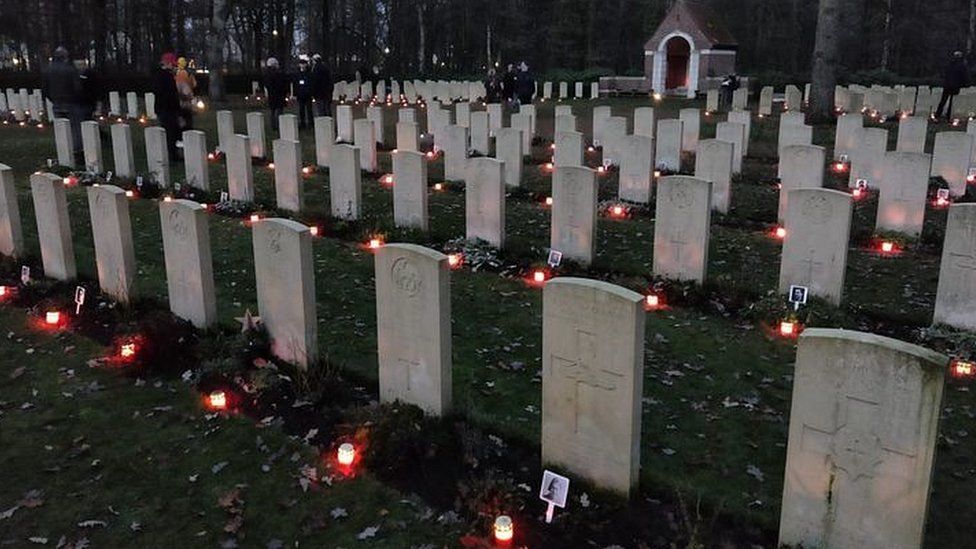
[665,36,690,90]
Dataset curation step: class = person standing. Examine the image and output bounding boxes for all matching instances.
[502,64,516,107]
[77,60,100,121]
[42,46,83,163]
[515,62,535,107]
[153,52,182,161]
[935,51,969,121]
[311,53,333,116]
[175,57,197,130]
[485,68,502,103]
[264,57,289,131]
[294,55,314,129]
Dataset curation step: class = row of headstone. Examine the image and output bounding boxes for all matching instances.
[1,171,955,543]
[835,83,948,117]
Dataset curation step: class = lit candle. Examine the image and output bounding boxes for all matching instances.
[493,515,514,543]
[45,311,61,326]
[369,238,383,249]
[545,196,553,206]
[774,227,787,239]
[645,294,659,308]
[337,442,355,466]
[779,321,796,337]
[533,270,546,283]
[250,214,261,223]
[433,183,444,191]
[951,359,974,378]
[120,342,137,359]
[880,241,895,253]
[448,253,462,268]
[268,162,275,170]
[208,390,227,410]
[611,205,624,217]
[309,226,319,236]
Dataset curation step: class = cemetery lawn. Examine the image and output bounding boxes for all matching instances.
[1,97,974,546]
[0,306,460,547]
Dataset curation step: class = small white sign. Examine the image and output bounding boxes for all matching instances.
[74,286,86,315]
[174,182,182,191]
[789,285,808,311]
[968,166,976,178]
[136,176,144,187]
[839,154,849,164]
[602,158,612,169]
[106,171,113,182]
[539,470,570,523]
[937,188,950,200]
[220,191,229,202]
[856,179,868,190]
[547,250,563,268]
[20,265,30,285]
[46,159,53,167]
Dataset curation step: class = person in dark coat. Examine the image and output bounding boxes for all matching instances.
[502,64,516,104]
[264,57,290,131]
[294,55,314,129]
[42,47,83,161]
[515,62,535,106]
[153,52,182,161]
[485,68,502,103]
[935,51,969,121]
[77,62,100,121]
[311,53,333,116]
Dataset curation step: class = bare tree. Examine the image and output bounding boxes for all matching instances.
[810,0,842,119]
[208,0,229,100]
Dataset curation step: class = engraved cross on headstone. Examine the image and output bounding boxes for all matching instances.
[551,329,622,434]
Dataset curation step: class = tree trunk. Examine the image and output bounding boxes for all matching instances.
[208,0,229,101]
[810,0,841,120]
[416,3,425,74]
[880,0,893,70]
[968,0,976,58]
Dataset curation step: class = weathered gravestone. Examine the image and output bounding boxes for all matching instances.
[465,157,506,248]
[715,121,744,174]
[336,105,354,142]
[183,130,210,190]
[592,106,611,147]
[145,92,156,119]
[551,166,598,264]
[217,110,234,152]
[706,89,719,112]
[111,123,135,178]
[934,203,976,330]
[732,87,748,110]
[777,122,813,158]
[246,112,267,158]
[443,125,469,181]
[273,139,303,212]
[392,150,428,230]
[126,91,139,119]
[779,188,852,305]
[314,116,334,168]
[728,110,752,156]
[541,277,645,496]
[54,118,75,167]
[367,105,385,146]
[779,329,947,549]
[375,243,452,416]
[87,185,136,302]
[145,126,170,186]
[487,103,504,134]
[931,131,974,196]
[495,127,523,187]
[329,144,362,220]
[224,134,253,201]
[354,118,378,172]
[759,86,773,116]
[877,151,931,237]
[160,199,217,328]
[896,116,928,153]
[834,113,863,161]
[554,114,577,136]
[618,135,654,204]
[655,119,683,172]
[396,121,419,152]
[81,121,103,173]
[31,173,75,280]
[470,112,490,155]
[252,219,318,368]
[634,107,655,138]
[678,108,700,152]
[554,131,584,168]
[653,176,712,283]
[694,139,734,214]
[0,165,24,257]
[511,113,533,154]
[279,114,299,142]
[785,85,802,111]
[849,127,888,188]
[778,144,826,222]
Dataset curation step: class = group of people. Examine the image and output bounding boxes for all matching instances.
[485,62,535,107]
[263,54,334,131]
[153,52,200,160]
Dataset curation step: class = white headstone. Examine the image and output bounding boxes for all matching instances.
[634,107,655,138]
[273,139,303,212]
[931,131,974,196]
[551,166,597,264]
[246,112,267,158]
[877,151,931,237]
[443,125,469,181]
[183,130,210,190]
[111,124,135,178]
[252,218,318,368]
[715,121,745,174]
[618,134,654,204]
[30,173,76,281]
[87,184,136,302]
[465,157,506,248]
[314,116,335,167]
[778,144,826,223]
[834,113,863,161]
[779,188,853,305]
[354,118,378,172]
[694,139,734,213]
[81,121,103,173]
[779,329,947,549]
[0,165,24,257]
[159,199,217,328]
[392,150,428,230]
[896,116,928,153]
[54,118,75,167]
[655,119,683,171]
[218,111,238,152]
[329,144,362,220]
[375,243,452,416]
[279,113,299,141]
[470,111,490,155]
[653,176,712,282]
[934,203,976,329]
[145,126,171,186]
[554,131,584,168]
[849,127,888,188]
[541,277,645,496]
[226,134,255,202]
[495,127,523,187]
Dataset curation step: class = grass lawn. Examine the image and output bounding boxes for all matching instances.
[0,95,973,547]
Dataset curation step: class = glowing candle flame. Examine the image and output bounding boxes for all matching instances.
[951,359,974,378]
[645,294,659,308]
[881,241,895,253]
[309,226,319,236]
[369,238,383,249]
[533,270,546,283]
[448,253,462,268]
[337,442,355,466]
[433,183,444,191]
[45,311,61,326]
[120,342,136,359]
[545,196,553,206]
[774,227,787,239]
[250,214,261,223]
[208,390,227,410]
[779,321,796,337]
[494,515,514,542]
